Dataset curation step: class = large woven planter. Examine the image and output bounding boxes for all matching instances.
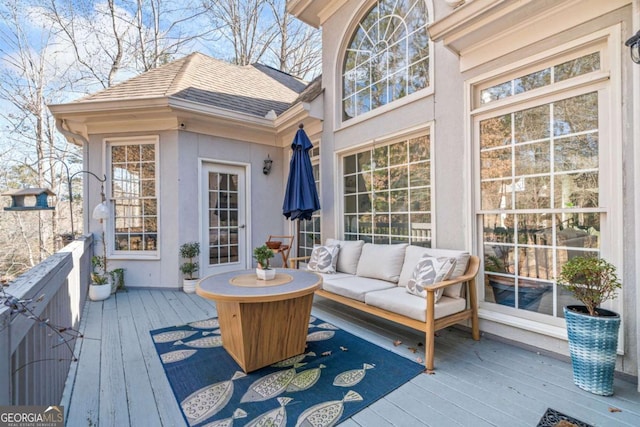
[564,305,620,396]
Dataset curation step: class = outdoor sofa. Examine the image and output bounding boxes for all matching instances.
[290,239,480,370]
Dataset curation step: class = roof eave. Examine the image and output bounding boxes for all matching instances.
[48,97,171,117]
[286,0,344,28]
[167,97,274,128]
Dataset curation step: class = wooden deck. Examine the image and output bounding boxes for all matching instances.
[61,289,640,426]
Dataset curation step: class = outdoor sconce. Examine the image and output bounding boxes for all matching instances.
[626,30,640,64]
[263,155,273,175]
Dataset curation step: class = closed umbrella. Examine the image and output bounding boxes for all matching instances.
[283,124,320,221]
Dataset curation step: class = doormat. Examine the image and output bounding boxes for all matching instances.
[150,316,424,426]
[537,408,594,427]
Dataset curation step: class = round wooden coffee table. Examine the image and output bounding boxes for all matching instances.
[196,269,321,372]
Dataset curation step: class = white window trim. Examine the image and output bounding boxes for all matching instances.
[465,25,624,347]
[104,135,160,260]
[332,0,435,132]
[334,122,435,246]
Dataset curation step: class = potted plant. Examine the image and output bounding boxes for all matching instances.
[557,255,622,396]
[253,245,275,280]
[89,254,111,301]
[180,242,200,293]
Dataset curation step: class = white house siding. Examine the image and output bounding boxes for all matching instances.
[457,3,637,378]
[84,130,287,289]
[314,0,638,377]
[319,0,468,250]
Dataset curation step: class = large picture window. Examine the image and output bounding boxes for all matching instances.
[343,134,431,246]
[109,138,158,253]
[342,0,430,121]
[474,48,611,320]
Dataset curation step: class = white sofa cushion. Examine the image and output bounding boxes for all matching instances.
[406,256,457,301]
[312,271,354,288]
[322,276,395,302]
[364,287,466,322]
[399,246,470,298]
[326,239,364,274]
[307,245,340,274]
[356,243,408,283]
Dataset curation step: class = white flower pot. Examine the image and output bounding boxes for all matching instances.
[256,268,276,280]
[89,283,111,301]
[183,278,199,293]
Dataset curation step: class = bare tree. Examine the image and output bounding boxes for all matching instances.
[133,0,214,71]
[204,0,321,79]
[265,0,321,79]
[41,0,215,89]
[0,0,80,273]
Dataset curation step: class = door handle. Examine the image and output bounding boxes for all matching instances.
[239,224,245,229]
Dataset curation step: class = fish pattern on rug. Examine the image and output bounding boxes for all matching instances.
[151,316,424,427]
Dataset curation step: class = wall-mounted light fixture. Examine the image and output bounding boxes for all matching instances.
[626,30,640,64]
[263,154,273,175]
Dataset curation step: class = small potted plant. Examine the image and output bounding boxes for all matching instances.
[557,255,622,396]
[254,245,275,280]
[180,242,200,293]
[89,254,111,301]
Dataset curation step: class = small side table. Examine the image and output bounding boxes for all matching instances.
[196,269,321,372]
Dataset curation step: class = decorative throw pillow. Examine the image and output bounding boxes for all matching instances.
[307,245,340,274]
[406,256,457,301]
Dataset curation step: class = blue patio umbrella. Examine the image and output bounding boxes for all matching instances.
[283,124,320,221]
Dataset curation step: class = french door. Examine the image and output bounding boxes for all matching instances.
[201,162,248,276]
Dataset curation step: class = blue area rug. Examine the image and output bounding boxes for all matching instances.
[150,316,424,426]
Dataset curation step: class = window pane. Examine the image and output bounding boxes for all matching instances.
[480,148,511,179]
[553,92,597,136]
[480,114,511,149]
[343,0,430,120]
[343,133,431,244]
[481,179,511,210]
[515,175,551,209]
[554,134,598,172]
[111,142,157,252]
[513,68,550,94]
[514,104,550,143]
[409,135,429,161]
[514,142,550,175]
[554,52,600,82]
[554,172,598,209]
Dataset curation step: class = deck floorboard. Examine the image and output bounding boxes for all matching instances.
[61,290,639,427]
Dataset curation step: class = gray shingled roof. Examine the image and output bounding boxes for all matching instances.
[77,53,309,117]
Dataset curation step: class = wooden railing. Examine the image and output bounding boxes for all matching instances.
[0,234,92,405]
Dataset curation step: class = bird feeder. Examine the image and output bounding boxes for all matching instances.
[3,188,55,211]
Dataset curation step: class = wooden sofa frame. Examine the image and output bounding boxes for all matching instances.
[290,255,481,370]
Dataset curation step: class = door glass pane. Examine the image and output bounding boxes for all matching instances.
[208,172,240,266]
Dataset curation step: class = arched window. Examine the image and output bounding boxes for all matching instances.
[342,0,430,121]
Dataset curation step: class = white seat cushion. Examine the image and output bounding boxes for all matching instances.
[312,271,354,288]
[398,246,470,298]
[364,287,467,322]
[356,243,408,283]
[322,276,395,302]
[326,239,364,274]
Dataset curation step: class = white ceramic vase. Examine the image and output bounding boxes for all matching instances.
[183,278,199,293]
[89,283,111,301]
[256,268,276,280]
